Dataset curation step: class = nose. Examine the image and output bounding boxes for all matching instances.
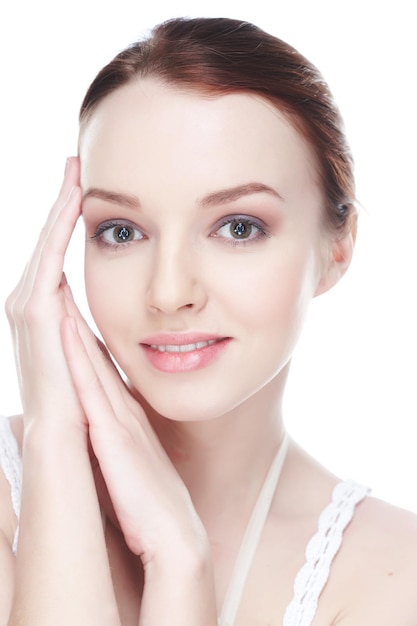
[145,240,207,315]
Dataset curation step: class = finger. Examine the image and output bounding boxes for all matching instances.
[6,158,81,318]
[22,158,80,287]
[24,158,79,280]
[30,186,82,296]
[62,285,121,380]
[61,295,150,434]
[40,157,80,237]
[8,187,81,332]
[61,316,123,433]
[67,300,144,419]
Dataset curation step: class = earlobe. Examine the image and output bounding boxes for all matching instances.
[314,213,357,297]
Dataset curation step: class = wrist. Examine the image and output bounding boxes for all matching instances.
[140,532,217,626]
[23,419,88,459]
[144,520,212,576]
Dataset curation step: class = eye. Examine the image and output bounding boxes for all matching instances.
[90,220,145,247]
[104,224,142,244]
[213,216,268,242]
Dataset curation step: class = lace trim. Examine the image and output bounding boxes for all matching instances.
[0,415,370,624]
[283,479,370,626]
[0,417,22,553]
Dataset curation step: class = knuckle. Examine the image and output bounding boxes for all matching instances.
[39,223,49,241]
[5,285,25,325]
[21,297,46,326]
[116,423,136,448]
[5,287,41,328]
[4,291,17,323]
[78,368,102,396]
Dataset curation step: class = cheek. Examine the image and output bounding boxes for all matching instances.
[84,256,142,338]
[218,247,320,332]
[84,240,321,349]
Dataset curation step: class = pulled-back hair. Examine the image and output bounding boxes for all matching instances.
[80,17,355,234]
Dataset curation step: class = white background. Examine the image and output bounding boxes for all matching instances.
[0,0,416,512]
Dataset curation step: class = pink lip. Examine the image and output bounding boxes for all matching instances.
[140,333,231,373]
[141,332,224,346]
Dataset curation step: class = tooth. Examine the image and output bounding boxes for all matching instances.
[149,339,220,353]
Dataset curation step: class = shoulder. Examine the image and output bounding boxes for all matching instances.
[330,495,417,625]
[5,415,24,453]
[347,495,417,577]
[278,443,417,623]
[0,415,23,547]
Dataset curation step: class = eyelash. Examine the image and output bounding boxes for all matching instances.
[211,215,270,245]
[89,215,270,250]
[89,220,145,249]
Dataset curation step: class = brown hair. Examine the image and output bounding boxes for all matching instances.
[80,17,355,234]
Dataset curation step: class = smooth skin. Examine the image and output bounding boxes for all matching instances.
[2,81,417,625]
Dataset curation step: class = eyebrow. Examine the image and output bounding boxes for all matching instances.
[199,182,284,208]
[82,188,140,210]
[82,181,284,211]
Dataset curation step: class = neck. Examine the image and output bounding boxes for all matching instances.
[143,373,287,524]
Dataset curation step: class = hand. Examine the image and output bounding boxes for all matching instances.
[5,157,85,433]
[61,293,207,566]
[5,161,124,626]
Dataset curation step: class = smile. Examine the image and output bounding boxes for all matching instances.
[149,339,219,353]
[141,336,231,373]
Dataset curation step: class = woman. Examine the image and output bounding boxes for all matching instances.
[1,16,416,625]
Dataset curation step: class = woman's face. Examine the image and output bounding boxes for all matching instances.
[79,80,334,421]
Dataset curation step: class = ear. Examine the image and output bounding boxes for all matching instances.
[314,213,357,297]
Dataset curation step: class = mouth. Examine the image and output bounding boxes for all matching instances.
[148,339,221,353]
[140,335,231,373]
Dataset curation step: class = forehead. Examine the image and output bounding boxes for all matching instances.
[79,79,321,207]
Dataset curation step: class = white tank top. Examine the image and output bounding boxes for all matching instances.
[0,417,369,625]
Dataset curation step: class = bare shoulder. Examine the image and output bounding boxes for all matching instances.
[349,495,417,573]
[0,415,22,545]
[331,495,417,625]
[0,458,15,547]
[0,415,21,626]
[7,414,24,453]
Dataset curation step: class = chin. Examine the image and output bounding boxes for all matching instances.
[126,380,239,424]
[150,396,231,423]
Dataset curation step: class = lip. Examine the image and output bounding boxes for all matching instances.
[140,333,231,373]
[141,332,225,346]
